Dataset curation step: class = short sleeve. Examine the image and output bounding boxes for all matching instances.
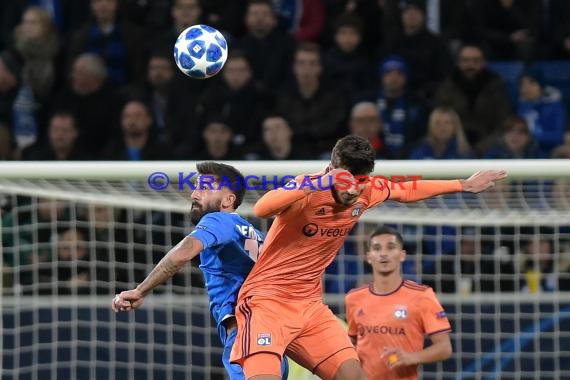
[345,295,357,338]
[189,213,234,250]
[420,288,452,336]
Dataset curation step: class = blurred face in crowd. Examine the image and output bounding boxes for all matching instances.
[382,69,406,96]
[58,229,88,261]
[203,122,232,152]
[262,116,292,149]
[121,101,152,137]
[245,3,276,38]
[90,204,113,230]
[401,6,424,35]
[458,47,486,79]
[37,197,67,220]
[71,55,105,95]
[504,120,530,153]
[366,233,405,276]
[525,239,553,266]
[91,0,118,24]
[49,115,78,152]
[148,56,174,89]
[294,49,322,84]
[223,56,252,91]
[172,0,202,30]
[19,8,48,40]
[519,76,542,101]
[349,103,382,141]
[429,110,456,143]
[335,26,361,53]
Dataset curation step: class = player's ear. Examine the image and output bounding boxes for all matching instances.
[400,249,407,262]
[222,193,236,209]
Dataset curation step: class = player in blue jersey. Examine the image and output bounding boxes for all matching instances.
[112,162,288,380]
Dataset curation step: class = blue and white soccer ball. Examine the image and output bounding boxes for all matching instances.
[173,24,228,79]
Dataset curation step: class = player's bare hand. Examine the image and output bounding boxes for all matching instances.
[382,347,418,368]
[460,170,507,193]
[112,289,144,312]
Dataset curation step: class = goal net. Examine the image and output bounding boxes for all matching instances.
[1,160,569,379]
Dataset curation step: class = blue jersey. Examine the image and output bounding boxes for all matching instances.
[189,212,262,327]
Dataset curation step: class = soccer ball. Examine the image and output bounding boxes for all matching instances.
[173,25,228,79]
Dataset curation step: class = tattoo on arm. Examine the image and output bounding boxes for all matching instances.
[136,238,195,295]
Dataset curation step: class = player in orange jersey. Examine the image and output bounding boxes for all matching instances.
[230,135,506,380]
[346,226,452,380]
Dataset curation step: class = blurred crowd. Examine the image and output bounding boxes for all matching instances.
[0,0,569,162]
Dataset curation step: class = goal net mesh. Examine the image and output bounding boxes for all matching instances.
[1,161,570,379]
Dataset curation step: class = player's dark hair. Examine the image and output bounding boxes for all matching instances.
[330,135,375,175]
[369,226,404,248]
[196,162,245,209]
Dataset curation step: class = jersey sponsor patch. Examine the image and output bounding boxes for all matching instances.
[394,305,408,320]
[257,333,272,346]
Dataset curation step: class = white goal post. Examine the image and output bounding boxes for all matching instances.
[0,159,569,380]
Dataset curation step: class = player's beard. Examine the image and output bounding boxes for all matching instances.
[190,201,216,225]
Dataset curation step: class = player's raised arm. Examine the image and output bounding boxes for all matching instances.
[112,236,203,311]
[254,169,346,217]
[387,170,507,202]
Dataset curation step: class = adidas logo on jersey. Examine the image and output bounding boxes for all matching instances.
[315,207,326,215]
[357,309,365,317]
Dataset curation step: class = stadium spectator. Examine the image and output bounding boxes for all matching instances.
[438,227,516,293]
[102,100,169,160]
[484,115,542,159]
[2,197,70,293]
[323,0,389,53]
[37,227,91,295]
[22,111,89,160]
[519,237,558,293]
[54,53,120,156]
[516,66,566,156]
[123,49,199,151]
[348,101,387,158]
[362,55,426,158]
[192,120,242,160]
[434,44,511,153]
[324,14,374,102]
[381,0,452,98]
[245,113,308,160]
[237,0,296,91]
[345,226,452,379]
[3,6,61,153]
[273,0,326,42]
[68,0,145,85]
[197,50,273,147]
[409,106,472,160]
[150,0,203,52]
[276,42,347,157]
[472,0,538,60]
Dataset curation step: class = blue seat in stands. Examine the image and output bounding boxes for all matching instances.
[487,61,524,106]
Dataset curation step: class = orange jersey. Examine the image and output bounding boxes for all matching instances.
[345,280,452,380]
[238,174,462,301]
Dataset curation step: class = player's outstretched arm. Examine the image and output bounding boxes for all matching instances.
[381,332,452,369]
[254,169,349,217]
[388,170,507,202]
[112,236,204,312]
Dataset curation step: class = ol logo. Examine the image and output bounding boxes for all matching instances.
[257,333,272,346]
[351,203,363,217]
[394,306,407,320]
